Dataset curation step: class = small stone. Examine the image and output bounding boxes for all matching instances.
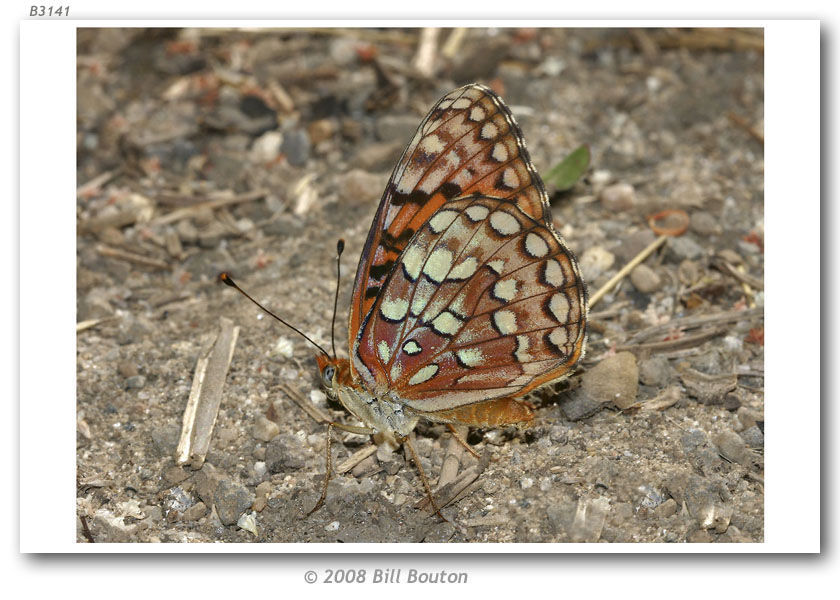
[182,501,207,521]
[309,390,327,406]
[280,129,310,166]
[561,352,638,418]
[249,130,282,163]
[712,431,753,467]
[252,481,271,512]
[677,259,701,286]
[193,463,223,507]
[254,461,267,479]
[724,392,742,411]
[520,477,534,490]
[690,211,722,236]
[598,183,636,212]
[569,497,610,542]
[163,466,190,485]
[736,407,762,431]
[638,355,671,387]
[615,230,657,264]
[684,475,733,532]
[586,351,639,410]
[307,118,336,144]
[213,479,255,526]
[176,219,199,245]
[265,434,307,473]
[630,263,663,293]
[252,415,280,442]
[740,426,764,449]
[117,360,138,378]
[197,222,227,249]
[78,290,114,321]
[655,498,678,518]
[237,511,258,536]
[681,429,724,476]
[150,424,181,457]
[325,520,340,531]
[546,498,579,538]
[579,246,615,281]
[668,236,705,261]
[125,375,146,389]
[255,481,271,497]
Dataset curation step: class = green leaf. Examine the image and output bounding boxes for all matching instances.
[543,144,590,192]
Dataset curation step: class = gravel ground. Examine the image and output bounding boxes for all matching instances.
[76,27,764,543]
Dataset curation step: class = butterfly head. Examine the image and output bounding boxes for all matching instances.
[315,352,351,395]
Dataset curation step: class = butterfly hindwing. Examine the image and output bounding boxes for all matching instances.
[354,195,586,411]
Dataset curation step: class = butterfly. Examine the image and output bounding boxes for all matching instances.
[224,83,587,518]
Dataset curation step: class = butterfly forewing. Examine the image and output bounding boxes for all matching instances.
[347,83,587,416]
[348,84,554,372]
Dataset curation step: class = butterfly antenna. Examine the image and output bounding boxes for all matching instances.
[331,239,345,359]
[219,272,330,357]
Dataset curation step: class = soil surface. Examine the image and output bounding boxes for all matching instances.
[76,27,765,543]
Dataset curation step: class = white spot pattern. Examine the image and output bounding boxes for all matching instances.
[380,297,409,322]
[409,364,439,385]
[489,211,521,235]
[525,232,549,258]
[423,248,453,283]
[493,310,518,334]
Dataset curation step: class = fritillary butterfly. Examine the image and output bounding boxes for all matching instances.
[224,83,588,517]
[316,84,588,512]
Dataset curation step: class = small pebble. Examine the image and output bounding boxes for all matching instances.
[690,211,721,236]
[740,426,764,449]
[252,416,280,442]
[125,375,146,389]
[598,182,636,212]
[325,520,340,531]
[273,337,294,359]
[182,501,207,522]
[630,263,662,293]
[250,130,283,163]
[638,355,671,387]
[117,360,138,378]
[307,118,336,144]
[668,236,704,261]
[213,479,255,527]
[253,461,267,479]
[237,511,258,536]
[579,246,615,281]
[655,498,678,518]
[309,390,327,405]
[281,129,310,166]
[677,259,701,285]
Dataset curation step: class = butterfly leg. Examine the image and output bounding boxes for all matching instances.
[308,420,375,516]
[399,433,449,523]
[445,424,481,460]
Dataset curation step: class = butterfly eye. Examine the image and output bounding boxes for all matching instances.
[322,365,336,388]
